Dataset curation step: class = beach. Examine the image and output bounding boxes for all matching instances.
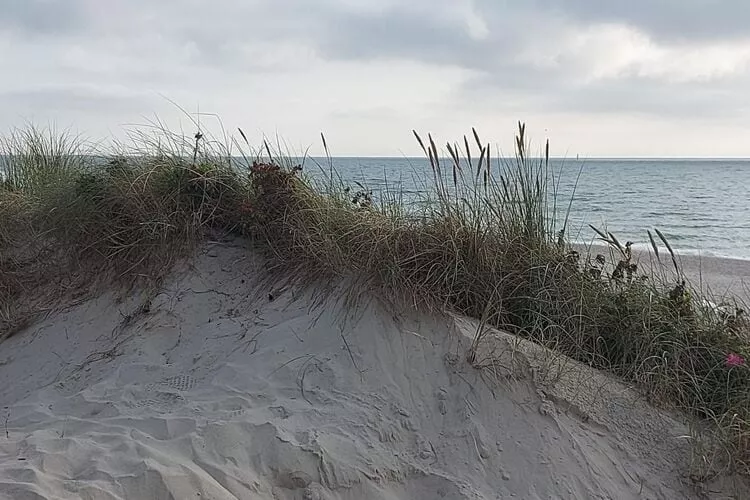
[661,252,750,300]
[577,243,750,302]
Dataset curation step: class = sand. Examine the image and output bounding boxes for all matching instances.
[655,252,750,301]
[0,238,747,499]
[577,242,750,302]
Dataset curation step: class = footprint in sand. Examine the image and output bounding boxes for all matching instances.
[159,375,197,392]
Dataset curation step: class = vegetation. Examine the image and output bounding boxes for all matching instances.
[0,122,748,479]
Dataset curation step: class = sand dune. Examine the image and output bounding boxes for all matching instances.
[0,239,746,499]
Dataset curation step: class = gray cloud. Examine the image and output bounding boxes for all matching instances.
[316,9,481,63]
[0,0,87,35]
[526,1,750,42]
[309,3,526,70]
[291,1,750,120]
[307,1,750,69]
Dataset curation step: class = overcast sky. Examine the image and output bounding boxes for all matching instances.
[3,0,750,157]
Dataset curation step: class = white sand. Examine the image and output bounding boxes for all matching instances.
[0,238,746,499]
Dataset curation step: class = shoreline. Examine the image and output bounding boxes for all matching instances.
[572,238,750,263]
[576,242,750,301]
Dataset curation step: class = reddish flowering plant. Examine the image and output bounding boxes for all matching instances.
[250,161,281,174]
[725,353,746,368]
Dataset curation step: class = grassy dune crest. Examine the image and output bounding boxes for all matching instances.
[0,122,748,478]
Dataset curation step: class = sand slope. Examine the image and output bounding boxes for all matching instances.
[0,239,746,499]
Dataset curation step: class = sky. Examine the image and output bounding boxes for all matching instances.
[3,0,750,157]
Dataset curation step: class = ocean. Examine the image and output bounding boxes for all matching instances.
[301,157,750,261]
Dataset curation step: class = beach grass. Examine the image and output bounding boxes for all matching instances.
[0,122,748,478]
